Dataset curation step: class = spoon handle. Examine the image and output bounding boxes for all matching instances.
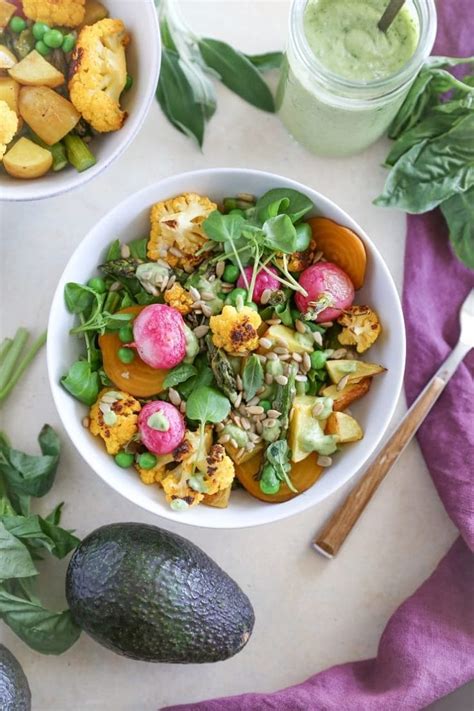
[378,0,406,32]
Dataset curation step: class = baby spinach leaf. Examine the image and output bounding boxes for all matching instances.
[128,237,148,260]
[163,363,197,389]
[203,210,245,243]
[256,188,313,224]
[0,522,37,580]
[242,355,264,401]
[186,385,231,424]
[263,214,298,253]
[441,187,474,269]
[245,51,283,72]
[177,358,214,400]
[0,425,60,499]
[0,587,81,655]
[64,283,97,315]
[198,38,275,112]
[105,239,121,262]
[61,360,99,406]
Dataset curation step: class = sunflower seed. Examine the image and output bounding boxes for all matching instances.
[317,455,333,467]
[276,338,289,348]
[237,192,255,202]
[168,388,181,406]
[241,418,251,430]
[208,275,216,282]
[201,304,213,318]
[230,438,239,449]
[216,261,226,277]
[261,289,272,305]
[234,392,243,408]
[312,402,324,417]
[320,321,333,328]
[120,244,131,258]
[109,281,122,292]
[179,401,187,414]
[263,418,278,428]
[232,414,242,427]
[236,374,243,390]
[279,354,291,361]
[256,386,266,395]
[312,331,323,346]
[259,337,272,350]
[201,291,215,301]
[267,352,279,361]
[275,374,288,386]
[219,434,231,444]
[292,352,303,363]
[245,442,254,451]
[238,447,247,459]
[247,396,260,407]
[337,374,350,391]
[313,250,324,262]
[160,275,169,292]
[248,405,264,415]
[121,371,130,380]
[193,325,209,338]
[295,374,308,382]
[266,318,282,326]
[274,346,289,355]
[215,422,224,432]
[267,409,281,418]
[265,373,274,385]
[157,259,169,269]
[189,286,201,301]
[332,348,348,359]
[302,353,312,372]
[82,416,90,428]
[169,246,184,258]
[255,421,263,434]
[167,275,176,289]
[295,320,306,334]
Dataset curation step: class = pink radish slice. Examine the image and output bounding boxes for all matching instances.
[133,304,186,369]
[295,262,354,322]
[237,265,280,304]
[138,401,186,455]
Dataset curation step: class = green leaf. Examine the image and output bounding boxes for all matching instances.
[157,48,205,147]
[242,355,264,401]
[0,587,81,655]
[262,214,298,253]
[203,210,245,243]
[441,187,474,269]
[64,283,96,315]
[245,51,283,72]
[256,188,313,224]
[265,439,297,493]
[177,356,214,400]
[163,363,197,389]
[61,361,99,406]
[104,239,121,262]
[44,502,63,526]
[425,55,474,69]
[2,514,79,559]
[388,70,437,139]
[0,522,37,580]
[0,425,60,499]
[198,38,275,112]
[186,385,231,424]
[128,237,148,260]
[375,113,474,213]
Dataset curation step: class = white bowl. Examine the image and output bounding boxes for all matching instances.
[47,169,406,529]
[0,0,159,202]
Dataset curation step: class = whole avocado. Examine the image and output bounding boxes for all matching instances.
[0,645,31,711]
[66,523,255,663]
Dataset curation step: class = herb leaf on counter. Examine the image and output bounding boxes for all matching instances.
[0,523,38,580]
[0,425,60,499]
[245,51,283,72]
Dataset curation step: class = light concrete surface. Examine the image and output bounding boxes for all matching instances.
[0,2,470,709]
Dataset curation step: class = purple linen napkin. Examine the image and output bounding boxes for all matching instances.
[164,2,474,709]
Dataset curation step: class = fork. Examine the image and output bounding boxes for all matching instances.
[313,289,474,559]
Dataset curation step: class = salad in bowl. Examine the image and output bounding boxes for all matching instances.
[59,183,390,515]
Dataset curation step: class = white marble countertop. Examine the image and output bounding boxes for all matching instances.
[0,2,470,710]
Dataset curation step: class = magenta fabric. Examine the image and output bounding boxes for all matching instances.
[164,3,474,709]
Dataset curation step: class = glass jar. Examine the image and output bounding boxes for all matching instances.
[277,0,437,157]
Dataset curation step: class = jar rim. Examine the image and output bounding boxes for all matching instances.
[289,0,438,97]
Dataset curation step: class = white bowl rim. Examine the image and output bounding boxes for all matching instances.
[0,0,160,203]
[47,167,406,529]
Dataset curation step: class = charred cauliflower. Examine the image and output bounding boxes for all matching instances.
[164,283,193,315]
[23,0,85,27]
[210,305,262,354]
[338,305,381,353]
[89,388,140,455]
[160,429,214,509]
[0,101,18,160]
[275,236,318,273]
[148,193,217,273]
[69,18,129,133]
[201,444,235,496]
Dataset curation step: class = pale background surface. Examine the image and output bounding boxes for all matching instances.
[0,2,472,709]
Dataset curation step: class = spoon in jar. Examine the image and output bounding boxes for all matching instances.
[378,0,406,32]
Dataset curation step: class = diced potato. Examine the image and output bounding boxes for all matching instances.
[0,1,15,28]
[203,486,232,509]
[9,50,65,88]
[19,86,80,145]
[0,76,20,114]
[3,137,52,179]
[0,44,17,70]
[326,411,363,443]
[80,0,108,27]
[322,378,372,412]
[224,440,264,465]
[264,324,314,354]
[325,359,386,385]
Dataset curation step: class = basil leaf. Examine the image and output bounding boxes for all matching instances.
[44,502,63,526]
[0,587,81,655]
[177,360,214,400]
[203,210,245,243]
[375,113,474,213]
[386,109,464,167]
[3,514,79,559]
[163,363,197,389]
[160,16,177,52]
[242,355,264,401]
[198,38,275,112]
[157,48,205,147]
[245,51,283,72]
[0,522,37,580]
[388,71,437,139]
[186,385,231,424]
[64,283,96,315]
[441,187,474,269]
[179,58,217,121]
[61,361,99,406]
[0,425,60,499]
[263,214,298,253]
[256,188,313,224]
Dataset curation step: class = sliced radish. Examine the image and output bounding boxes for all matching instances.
[138,401,186,455]
[133,304,186,369]
[295,262,354,322]
[237,265,280,304]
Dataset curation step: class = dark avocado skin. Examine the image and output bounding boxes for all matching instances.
[0,645,31,711]
[66,522,255,663]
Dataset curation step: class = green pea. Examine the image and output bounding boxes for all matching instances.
[118,325,134,343]
[118,347,135,364]
[259,399,271,412]
[228,208,245,217]
[62,33,76,53]
[123,73,133,91]
[311,351,328,370]
[115,452,134,468]
[138,452,157,470]
[87,276,106,294]
[35,40,50,56]
[259,465,280,495]
[10,16,26,33]
[43,29,64,48]
[33,22,50,40]
[225,287,247,306]
[223,264,240,283]
[294,223,312,252]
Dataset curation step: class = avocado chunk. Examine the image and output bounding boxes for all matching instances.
[66,523,255,663]
[0,645,31,711]
[265,324,314,353]
[289,395,337,462]
[326,359,386,385]
[326,411,364,443]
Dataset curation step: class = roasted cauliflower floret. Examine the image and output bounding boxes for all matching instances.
[148,193,217,273]
[201,444,235,496]
[210,305,261,354]
[89,388,140,455]
[160,429,214,509]
[275,237,318,273]
[164,283,193,315]
[69,18,129,132]
[337,305,381,353]
[23,0,85,27]
[135,428,212,487]
[0,101,18,161]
